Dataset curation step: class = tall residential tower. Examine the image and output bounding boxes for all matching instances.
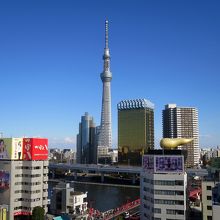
[98,20,112,152]
[162,104,199,167]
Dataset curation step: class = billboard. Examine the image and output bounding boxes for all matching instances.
[142,155,154,172]
[0,138,23,160]
[23,138,48,160]
[155,156,183,173]
[14,211,31,216]
[0,171,10,190]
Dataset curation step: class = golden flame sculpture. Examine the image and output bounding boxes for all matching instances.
[160,138,193,150]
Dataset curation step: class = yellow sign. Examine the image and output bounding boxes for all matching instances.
[2,208,6,220]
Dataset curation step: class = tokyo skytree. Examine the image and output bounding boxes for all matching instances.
[98,20,112,150]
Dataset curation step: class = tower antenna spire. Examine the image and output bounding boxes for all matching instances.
[105,20,109,49]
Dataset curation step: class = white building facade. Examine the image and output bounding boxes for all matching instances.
[141,152,187,220]
[0,160,48,220]
[50,183,87,216]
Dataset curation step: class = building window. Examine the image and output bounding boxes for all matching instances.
[207,216,212,220]
[206,186,212,190]
[166,209,184,215]
[154,199,184,205]
[207,196,212,200]
[207,206,212,210]
[175,180,184,186]
[153,208,161,213]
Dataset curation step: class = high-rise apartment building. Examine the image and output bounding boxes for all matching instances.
[98,20,112,153]
[118,99,154,166]
[0,138,49,220]
[76,112,96,164]
[162,104,199,167]
[140,150,187,220]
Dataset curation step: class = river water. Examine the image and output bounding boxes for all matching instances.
[49,181,140,212]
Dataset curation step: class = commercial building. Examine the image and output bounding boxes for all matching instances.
[162,104,199,167]
[76,112,96,164]
[97,20,113,153]
[118,99,154,166]
[50,182,87,216]
[0,137,49,220]
[140,150,187,220]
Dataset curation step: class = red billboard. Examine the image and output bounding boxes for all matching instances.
[23,138,48,160]
[14,211,31,216]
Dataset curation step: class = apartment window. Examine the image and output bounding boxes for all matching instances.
[15,174,22,177]
[154,180,174,186]
[153,208,161,213]
[154,190,183,195]
[167,209,175,215]
[167,209,184,215]
[175,180,184,186]
[207,186,212,190]
[155,199,184,205]
[207,196,212,200]
[207,216,212,220]
[207,206,212,210]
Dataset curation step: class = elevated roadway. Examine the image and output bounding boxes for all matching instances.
[49,163,208,183]
[49,163,141,174]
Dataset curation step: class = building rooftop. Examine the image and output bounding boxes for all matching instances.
[117,99,154,110]
[70,191,86,196]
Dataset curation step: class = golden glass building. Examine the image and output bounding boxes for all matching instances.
[118,99,154,166]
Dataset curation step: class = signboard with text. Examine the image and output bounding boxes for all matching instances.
[142,155,154,172]
[155,155,184,173]
[23,138,48,160]
[142,155,184,173]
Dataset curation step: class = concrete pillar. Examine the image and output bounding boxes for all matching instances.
[74,172,77,180]
[101,173,104,183]
[132,174,136,184]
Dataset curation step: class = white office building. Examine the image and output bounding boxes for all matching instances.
[0,160,49,220]
[141,151,187,220]
[50,183,87,216]
[0,137,49,220]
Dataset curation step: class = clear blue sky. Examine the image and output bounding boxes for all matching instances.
[0,0,219,149]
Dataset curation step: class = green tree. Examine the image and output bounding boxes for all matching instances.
[32,206,45,220]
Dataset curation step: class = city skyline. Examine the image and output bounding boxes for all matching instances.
[0,1,219,148]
